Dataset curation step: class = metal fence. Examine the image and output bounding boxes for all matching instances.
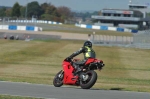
[132,30,150,49]
[92,35,133,47]
[92,30,150,49]
[0,17,38,26]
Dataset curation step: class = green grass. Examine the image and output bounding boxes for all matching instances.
[39,24,133,36]
[0,95,43,99]
[0,39,150,92]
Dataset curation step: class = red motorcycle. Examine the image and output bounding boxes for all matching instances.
[53,57,105,89]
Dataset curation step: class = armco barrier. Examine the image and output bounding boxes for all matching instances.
[80,24,86,28]
[117,27,124,32]
[0,25,2,29]
[0,25,9,30]
[9,25,17,30]
[79,24,138,33]
[92,25,100,29]
[26,26,35,31]
[124,28,131,32]
[17,26,26,31]
[9,20,63,25]
[0,25,42,31]
[86,25,92,29]
[108,27,117,31]
[100,26,108,30]
[131,30,138,33]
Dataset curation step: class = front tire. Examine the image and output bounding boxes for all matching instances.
[53,70,64,87]
[80,70,97,89]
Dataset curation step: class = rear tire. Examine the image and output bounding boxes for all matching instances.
[80,70,97,89]
[53,70,64,87]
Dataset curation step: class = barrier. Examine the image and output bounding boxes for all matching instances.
[86,25,92,29]
[124,28,131,32]
[131,30,138,33]
[78,24,138,33]
[0,25,42,31]
[26,26,35,31]
[34,27,40,31]
[17,26,26,31]
[1,25,9,30]
[81,24,86,28]
[9,20,63,25]
[108,27,117,31]
[100,26,108,30]
[9,25,17,30]
[117,28,124,32]
[0,25,2,29]
[92,26,100,29]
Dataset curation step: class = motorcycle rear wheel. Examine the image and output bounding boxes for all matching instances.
[80,70,97,89]
[53,70,64,87]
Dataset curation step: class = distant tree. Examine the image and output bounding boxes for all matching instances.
[5,8,12,17]
[27,1,42,18]
[40,3,63,22]
[146,12,150,17]
[20,6,26,18]
[45,5,57,15]
[57,6,72,19]
[11,2,21,17]
[41,2,51,14]
[41,14,51,20]
[0,8,6,17]
[97,11,102,15]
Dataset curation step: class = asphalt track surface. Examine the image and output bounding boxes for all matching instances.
[0,81,150,99]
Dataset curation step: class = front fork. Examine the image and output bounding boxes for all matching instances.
[58,70,64,79]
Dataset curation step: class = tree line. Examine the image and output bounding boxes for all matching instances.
[0,1,99,23]
[0,1,73,23]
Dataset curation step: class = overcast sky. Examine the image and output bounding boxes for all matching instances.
[1,0,150,11]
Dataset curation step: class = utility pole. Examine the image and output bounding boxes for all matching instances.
[25,0,28,25]
[25,0,28,19]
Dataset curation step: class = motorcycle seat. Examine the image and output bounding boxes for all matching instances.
[74,60,87,66]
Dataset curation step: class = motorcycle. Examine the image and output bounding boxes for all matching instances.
[53,57,105,89]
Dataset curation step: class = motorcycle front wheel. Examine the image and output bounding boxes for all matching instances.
[80,70,97,89]
[53,70,64,87]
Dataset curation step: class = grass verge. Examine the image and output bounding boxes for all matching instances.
[39,24,133,36]
[0,95,43,99]
[0,39,149,92]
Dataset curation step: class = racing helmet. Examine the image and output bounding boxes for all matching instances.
[83,41,92,48]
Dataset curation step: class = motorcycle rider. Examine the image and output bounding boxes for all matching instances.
[66,40,96,74]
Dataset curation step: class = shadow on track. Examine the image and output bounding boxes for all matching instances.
[60,86,124,91]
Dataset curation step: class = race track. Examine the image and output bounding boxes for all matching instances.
[0,30,149,99]
[0,81,150,99]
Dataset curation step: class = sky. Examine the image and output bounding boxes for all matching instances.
[1,0,150,11]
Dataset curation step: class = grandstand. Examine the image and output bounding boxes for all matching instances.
[91,0,150,30]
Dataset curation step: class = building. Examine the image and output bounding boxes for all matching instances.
[91,1,150,30]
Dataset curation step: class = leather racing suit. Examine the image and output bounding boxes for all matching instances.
[68,46,96,73]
